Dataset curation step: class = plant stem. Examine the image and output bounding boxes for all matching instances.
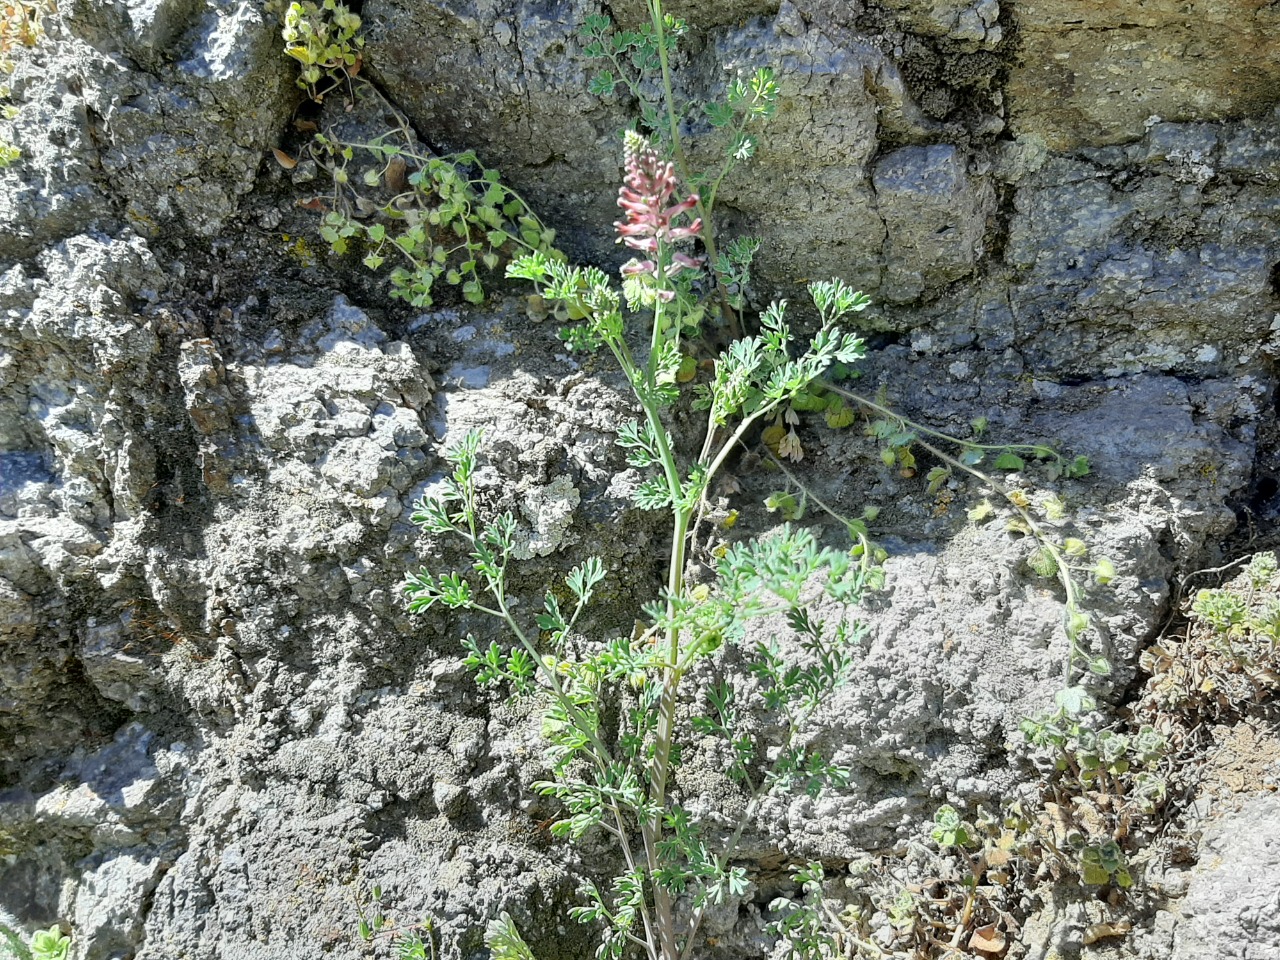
[823,382,1067,464]
[676,695,823,960]
[645,473,692,960]
[758,445,877,573]
[648,0,699,245]
[486,575,660,959]
[646,0,739,336]
[827,381,1089,686]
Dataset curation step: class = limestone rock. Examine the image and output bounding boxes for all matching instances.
[1172,793,1280,960]
[872,144,994,301]
[1008,0,1280,149]
[0,2,1279,959]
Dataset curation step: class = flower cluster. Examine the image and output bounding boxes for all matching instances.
[615,132,703,291]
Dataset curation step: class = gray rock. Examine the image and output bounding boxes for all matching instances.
[2,2,1280,959]
[1172,793,1280,960]
[1006,0,1280,150]
[81,617,161,711]
[72,852,166,960]
[122,0,205,55]
[0,36,113,262]
[872,144,994,302]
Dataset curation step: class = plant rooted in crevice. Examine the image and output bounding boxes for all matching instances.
[404,128,875,960]
[278,1,562,308]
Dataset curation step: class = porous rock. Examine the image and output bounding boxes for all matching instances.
[1,1,1279,958]
[872,143,993,301]
[1171,793,1280,960]
[1007,0,1280,150]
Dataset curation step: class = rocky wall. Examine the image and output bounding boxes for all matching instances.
[0,1,1277,959]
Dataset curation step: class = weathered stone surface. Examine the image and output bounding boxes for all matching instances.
[1172,793,1280,960]
[878,0,1004,45]
[0,0,292,263]
[964,116,1280,378]
[72,852,166,960]
[365,0,915,296]
[0,722,184,955]
[0,232,168,771]
[1,1,1279,958]
[872,143,993,300]
[0,33,113,262]
[1007,0,1280,150]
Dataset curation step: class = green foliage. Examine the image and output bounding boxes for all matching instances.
[1021,713,1168,793]
[310,134,560,308]
[1246,550,1278,587]
[0,923,28,960]
[815,378,1110,710]
[1078,839,1132,888]
[281,0,364,101]
[281,29,562,310]
[850,398,1089,484]
[28,929,68,960]
[790,800,1038,959]
[774,497,1146,953]
[766,863,829,960]
[405,270,874,954]
[0,924,70,960]
[1018,707,1168,889]
[580,3,781,328]
[580,11,683,106]
[582,6,780,185]
[390,4,1119,960]
[714,236,763,312]
[353,886,436,959]
[1190,586,1248,633]
[484,913,535,960]
[1142,552,1280,719]
[930,805,972,849]
[404,112,877,957]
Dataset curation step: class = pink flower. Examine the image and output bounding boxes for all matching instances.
[614,133,704,282]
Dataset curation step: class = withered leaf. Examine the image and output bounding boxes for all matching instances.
[968,924,1006,954]
[272,148,298,170]
[387,156,408,192]
[1083,920,1131,945]
[716,473,742,496]
[778,429,804,462]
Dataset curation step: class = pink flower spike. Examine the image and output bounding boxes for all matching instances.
[664,197,699,219]
[615,132,705,285]
[665,253,705,277]
[667,218,702,241]
[621,259,656,276]
[615,232,658,255]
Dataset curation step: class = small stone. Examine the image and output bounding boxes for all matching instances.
[433,781,466,819]
[950,9,987,42]
[291,159,318,185]
[775,0,806,36]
